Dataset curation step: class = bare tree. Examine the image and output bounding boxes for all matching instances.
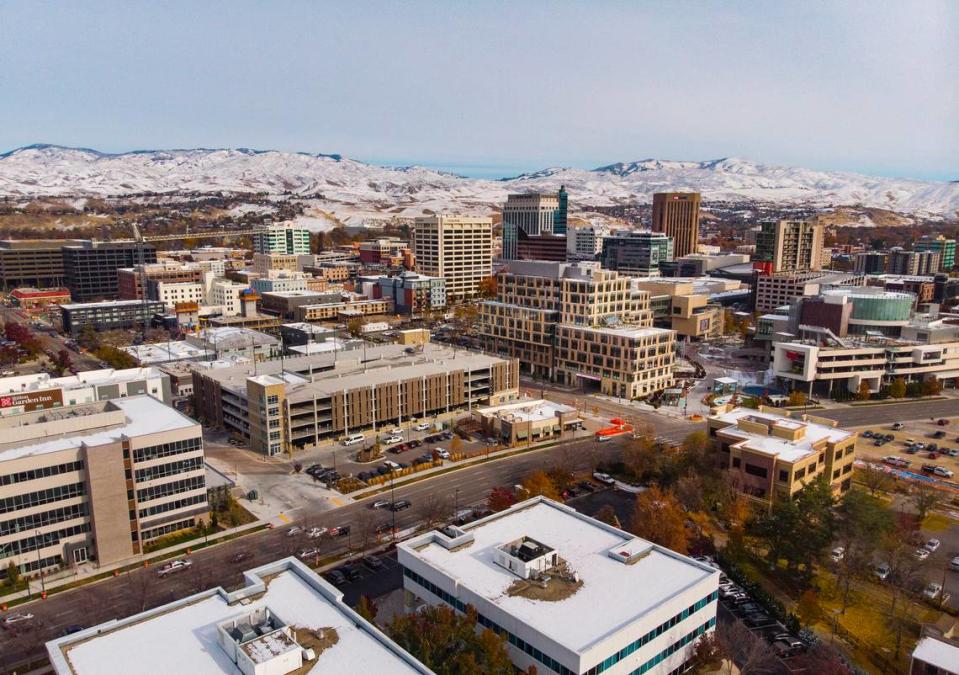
[416,493,445,530]
[859,465,894,496]
[127,566,157,612]
[910,483,942,526]
[353,508,377,552]
[716,620,779,675]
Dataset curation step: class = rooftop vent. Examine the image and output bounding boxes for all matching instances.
[217,607,303,675]
[495,536,558,579]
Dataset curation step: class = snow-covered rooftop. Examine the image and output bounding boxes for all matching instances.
[0,367,165,396]
[122,341,213,364]
[400,498,717,654]
[47,558,430,675]
[476,398,577,423]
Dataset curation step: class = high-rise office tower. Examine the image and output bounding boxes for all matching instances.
[915,235,956,271]
[413,214,493,300]
[754,219,825,273]
[651,192,700,259]
[502,188,567,260]
[252,223,311,255]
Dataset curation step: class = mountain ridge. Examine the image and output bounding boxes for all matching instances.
[0,144,955,218]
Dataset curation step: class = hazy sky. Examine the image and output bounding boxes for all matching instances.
[1,1,956,179]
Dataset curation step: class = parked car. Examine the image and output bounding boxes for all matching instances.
[874,563,891,581]
[383,460,400,471]
[924,582,944,601]
[370,499,391,510]
[389,427,402,435]
[745,612,773,627]
[383,435,402,445]
[925,538,942,552]
[414,422,430,431]
[905,446,919,454]
[951,556,959,572]
[363,555,385,571]
[892,422,904,430]
[307,527,328,538]
[298,548,320,559]
[592,471,616,486]
[830,546,845,562]
[286,526,304,537]
[408,439,422,448]
[344,565,363,581]
[325,569,347,585]
[329,525,351,537]
[2,612,34,625]
[157,559,192,578]
[921,464,937,474]
[390,499,412,511]
[863,430,874,438]
[928,452,939,460]
[577,480,597,492]
[934,466,955,478]
[915,548,931,561]
[938,419,950,426]
[934,430,947,439]
[435,448,451,459]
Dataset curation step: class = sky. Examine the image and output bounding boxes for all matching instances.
[0,1,956,180]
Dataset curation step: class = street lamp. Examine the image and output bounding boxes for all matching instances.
[35,529,46,596]
[390,473,397,543]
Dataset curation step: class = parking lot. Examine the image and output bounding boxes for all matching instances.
[852,415,959,480]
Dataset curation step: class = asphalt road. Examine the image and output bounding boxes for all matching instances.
[0,306,101,372]
[0,428,695,672]
[813,399,959,427]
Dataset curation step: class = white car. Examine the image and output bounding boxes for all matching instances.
[830,547,845,562]
[383,435,403,445]
[933,466,955,478]
[307,527,328,539]
[414,422,430,432]
[286,526,304,537]
[298,548,320,559]
[925,538,941,553]
[592,471,616,486]
[951,556,959,572]
[390,427,402,435]
[2,612,33,624]
[874,563,891,581]
[924,582,943,600]
[157,559,192,577]
[383,460,400,470]
[435,448,451,459]
[915,548,931,561]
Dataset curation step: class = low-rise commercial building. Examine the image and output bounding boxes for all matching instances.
[631,278,735,341]
[117,261,206,300]
[192,343,518,455]
[754,271,865,313]
[0,367,172,414]
[9,287,71,311]
[473,398,581,445]
[251,274,310,294]
[400,497,719,675]
[47,557,431,675]
[707,406,857,503]
[369,271,447,314]
[295,297,391,322]
[59,299,166,336]
[566,224,611,261]
[0,395,207,578]
[772,319,959,396]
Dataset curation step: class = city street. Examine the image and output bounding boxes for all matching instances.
[814,399,959,427]
[0,429,690,672]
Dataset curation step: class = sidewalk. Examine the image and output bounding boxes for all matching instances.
[1,520,264,607]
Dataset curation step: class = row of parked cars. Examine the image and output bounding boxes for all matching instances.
[325,554,388,585]
[705,555,812,660]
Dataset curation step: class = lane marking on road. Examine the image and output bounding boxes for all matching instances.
[277,512,290,523]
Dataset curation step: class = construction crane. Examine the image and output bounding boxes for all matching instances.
[129,221,152,345]
[111,227,259,244]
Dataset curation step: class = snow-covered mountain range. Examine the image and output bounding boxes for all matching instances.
[1,144,956,218]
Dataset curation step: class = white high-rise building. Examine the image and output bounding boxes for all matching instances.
[252,223,311,255]
[413,214,492,301]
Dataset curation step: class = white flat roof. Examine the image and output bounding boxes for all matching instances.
[123,341,213,364]
[0,396,197,461]
[913,636,959,672]
[48,559,429,675]
[565,324,674,339]
[477,398,577,423]
[711,408,854,463]
[0,367,164,396]
[402,499,716,653]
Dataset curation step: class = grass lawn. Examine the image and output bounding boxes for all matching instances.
[922,511,955,532]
